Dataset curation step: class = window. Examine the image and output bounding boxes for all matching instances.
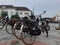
[20,12,23,15]
[25,13,29,15]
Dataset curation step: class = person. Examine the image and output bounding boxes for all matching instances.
[40,20,49,37]
[44,20,50,37]
[36,17,39,25]
[46,20,49,25]
[40,22,45,32]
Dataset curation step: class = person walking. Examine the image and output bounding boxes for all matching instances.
[45,20,50,37]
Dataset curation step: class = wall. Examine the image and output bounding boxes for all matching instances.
[0,8,31,19]
[16,11,31,18]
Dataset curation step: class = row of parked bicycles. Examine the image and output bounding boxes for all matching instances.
[0,15,50,45]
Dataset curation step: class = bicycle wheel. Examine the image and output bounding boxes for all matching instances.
[13,23,36,45]
[13,22,23,38]
[0,20,4,29]
[5,23,13,35]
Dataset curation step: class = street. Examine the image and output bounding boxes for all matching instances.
[0,23,60,45]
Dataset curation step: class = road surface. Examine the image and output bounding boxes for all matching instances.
[0,23,60,45]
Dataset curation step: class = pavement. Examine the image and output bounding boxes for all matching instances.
[0,23,60,45]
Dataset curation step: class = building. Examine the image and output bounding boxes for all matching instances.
[0,5,32,18]
[55,11,60,22]
[42,17,56,23]
[49,17,56,23]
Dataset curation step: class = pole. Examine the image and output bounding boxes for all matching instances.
[33,6,35,15]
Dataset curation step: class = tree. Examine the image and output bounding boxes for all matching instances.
[11,12,20,19]
[1,11,8,18]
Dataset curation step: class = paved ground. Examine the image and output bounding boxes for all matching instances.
[0,23,60,45]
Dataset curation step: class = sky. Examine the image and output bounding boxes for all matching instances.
[0,0,60,18]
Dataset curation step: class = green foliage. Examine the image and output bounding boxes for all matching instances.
[11,13,20,19]
[1,11,8,17]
